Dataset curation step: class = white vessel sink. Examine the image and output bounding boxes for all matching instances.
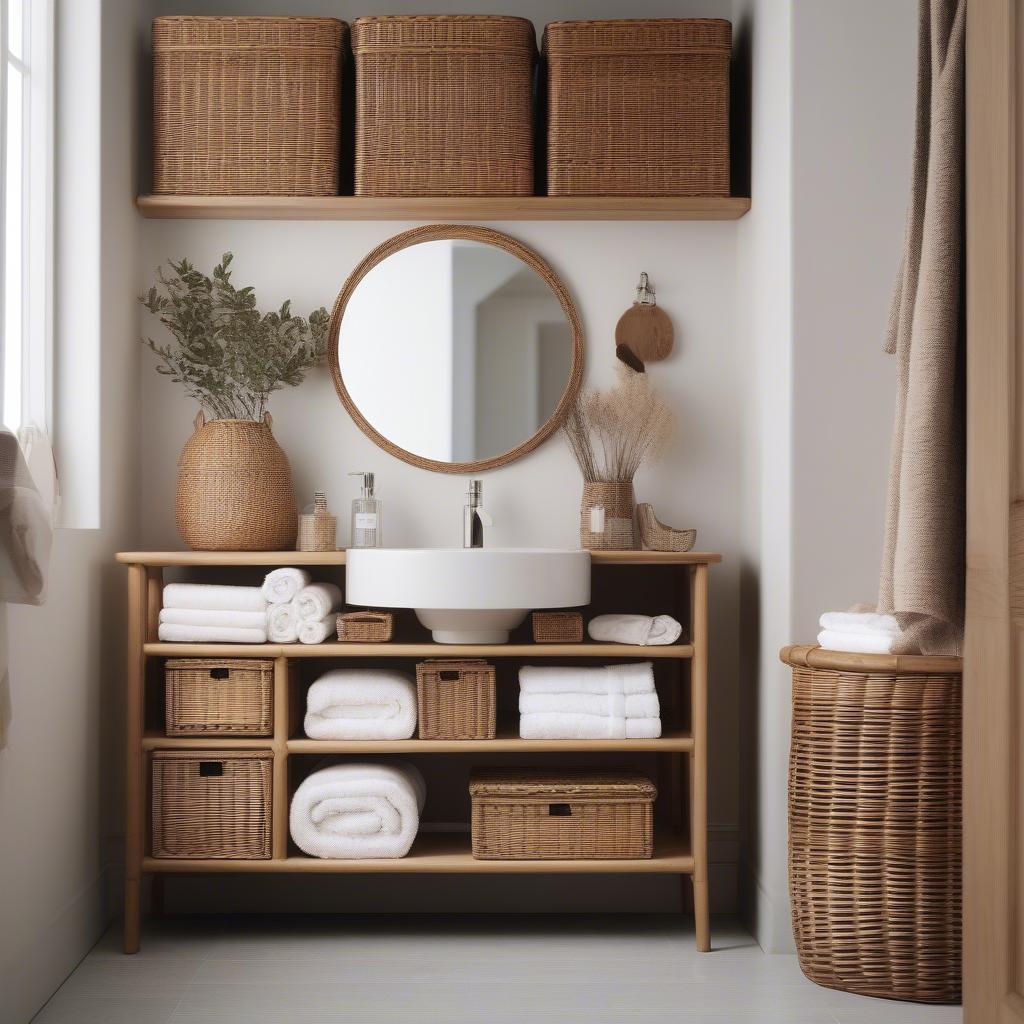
[345,547,591,644]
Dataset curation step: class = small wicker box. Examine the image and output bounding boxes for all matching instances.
[151,750,273,859]
[152,16,346,196]
[164,659,273,737]
[337,611,394,643]
[470,769,656,860]
[532,611,584,643]
[544,19,731,197]
[416,659,496,740]
[353,15,536,196]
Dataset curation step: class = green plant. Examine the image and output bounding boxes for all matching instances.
[141,252,329,421]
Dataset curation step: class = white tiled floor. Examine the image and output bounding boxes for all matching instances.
[31,916,963,1024]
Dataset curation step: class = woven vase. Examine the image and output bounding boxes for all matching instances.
[176,412,297,551]
[580,481,637,550]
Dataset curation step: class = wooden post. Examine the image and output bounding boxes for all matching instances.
[124,563,147,953]
[690,563,710,951]
[271,656,290,860]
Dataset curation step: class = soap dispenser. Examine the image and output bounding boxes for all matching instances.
[349,472,382,548]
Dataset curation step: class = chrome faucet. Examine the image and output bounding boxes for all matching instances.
[463,479,493,548]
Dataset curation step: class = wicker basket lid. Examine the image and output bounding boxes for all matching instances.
[470,769,656,800]
[353,15,536,54]
[153,16,347,49]
[543,18,730,57]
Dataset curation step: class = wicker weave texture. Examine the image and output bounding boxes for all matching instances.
[784,649,962,1004]
[580,481,637,550]
[353,16,536,196]
[637,503,697,552]
[165,659,273,736]
[176,416,297,552]
[337,611,394,643]
[297,514,337,552]
[532,611,584,643]
[152,17,345,196]
[470,769,656,860]
[152,750,273,859]
[416,660,496,739]
[544,19,730,196]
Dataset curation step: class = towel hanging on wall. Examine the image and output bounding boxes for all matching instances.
[878,0,966,656]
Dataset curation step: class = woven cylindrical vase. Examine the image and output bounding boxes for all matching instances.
[780,644,962,1004]
[580,481,637,550]
[176,413,297,551]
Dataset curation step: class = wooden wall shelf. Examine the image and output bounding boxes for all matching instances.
[135,194,751,222]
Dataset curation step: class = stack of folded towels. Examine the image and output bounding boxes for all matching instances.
[264,568,343,645]
[304,668,417,740]
[519,662,661,739]
[158,583,268,643]
[817,611,904,655]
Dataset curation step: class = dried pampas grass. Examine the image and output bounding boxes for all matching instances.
[562,365,673,483]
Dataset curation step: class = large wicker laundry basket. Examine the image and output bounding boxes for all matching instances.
[780,644,962,1004]
[176,412,297,551]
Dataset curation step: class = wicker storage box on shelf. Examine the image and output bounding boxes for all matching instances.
[165,659,273,737]
[544,19,731,196]
[151,750,273,859]
[416,659,496,740]
[152,16,345,195]
[336,611,394,643]
[353,15,536,196]
[780,644,962,1004]
[532,611,584,643]
[471,769,656,860]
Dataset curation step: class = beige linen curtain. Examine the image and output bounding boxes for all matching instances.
[878,0,966,656]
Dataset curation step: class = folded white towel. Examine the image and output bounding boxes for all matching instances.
[294,582,343,622]
[519,713,662,740]
[289,761,425,859]
[519,690,660,719]
[819,611,901,637]
[817,629,895,655]
[304,670,417,740]
[518,662,655,697]
[157,623,267,644]
[297,616,336,646]
[267,602,300,643]
[162,583,266,613]
[159,608,268,630]
[262,567,312,605]
[587,614,683,646]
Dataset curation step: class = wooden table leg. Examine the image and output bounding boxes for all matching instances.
[690,563,710,952]
[124,563,147,954]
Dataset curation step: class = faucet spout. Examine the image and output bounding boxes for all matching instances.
[463,479,491,548]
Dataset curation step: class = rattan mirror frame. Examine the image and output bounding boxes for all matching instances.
[328,224,585,474]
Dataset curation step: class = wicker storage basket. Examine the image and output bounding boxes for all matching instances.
[580,481,637,550]
[165,659,273,737]
[416,659,496,740]
[532,611,584,643]
[353,15,536,196]
[176,413,297,551]
[471,769,656,860]
[337,611,394,643]
[152,16,345,196]
[151,750,273,859]
[544,19,731,196]
[780,644,962,1004]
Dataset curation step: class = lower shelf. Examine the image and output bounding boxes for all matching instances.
[142,832,693,874]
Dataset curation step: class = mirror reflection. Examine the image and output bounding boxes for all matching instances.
[337,239,575,465]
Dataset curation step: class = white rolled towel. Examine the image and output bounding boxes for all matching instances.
[519,690,660,719]
[262,567,312,605]
[518,662,655,697]
[294,582,343,622]
[163,583,266,613]
[819,611,901,637]
[304,669,416,740]
[588,614,683,646]
[267,602,300,643]
[520,713,662,740]
[157,623,267,644]
[289,761,425,859]
[298,616,336,646]
[159,608,268,630]
[817,629,895,655]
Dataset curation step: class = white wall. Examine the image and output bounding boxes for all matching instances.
[0,2,144,1021]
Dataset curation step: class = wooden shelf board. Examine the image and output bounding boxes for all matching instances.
[136,194,750,222]
[142,733,274,750]
[117,549,721,566]
[142,832,693,874]
[142,641,693,659]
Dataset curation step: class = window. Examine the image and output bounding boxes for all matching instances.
[2,0,53,435]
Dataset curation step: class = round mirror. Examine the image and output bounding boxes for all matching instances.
[328,225,584,473]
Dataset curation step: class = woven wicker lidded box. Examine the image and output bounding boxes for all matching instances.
[353,15,536,196]
[416,660,496,740]
[152,17,346,196]
[164,658,273,737]
[544,19,731,197]
[470,769,656,860]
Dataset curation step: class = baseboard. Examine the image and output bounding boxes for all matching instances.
[740,861,795,954]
